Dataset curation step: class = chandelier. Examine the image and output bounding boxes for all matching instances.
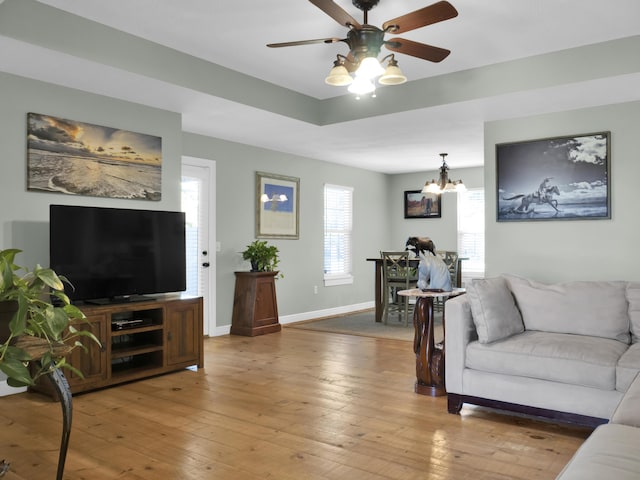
[421,153,466,194]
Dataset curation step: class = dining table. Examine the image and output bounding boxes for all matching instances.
[366,256,465,323]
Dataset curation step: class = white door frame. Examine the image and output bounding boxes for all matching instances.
[182,156,216,336]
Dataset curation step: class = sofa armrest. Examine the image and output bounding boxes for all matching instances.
[610,372,640,427]
[445,294,477,393]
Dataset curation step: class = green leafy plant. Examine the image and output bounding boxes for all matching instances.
[241,240,281,275]
[0,248,100,387]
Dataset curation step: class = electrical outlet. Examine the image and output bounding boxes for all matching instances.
[313,285,318,294]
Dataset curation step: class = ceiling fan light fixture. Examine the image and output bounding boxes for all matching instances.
[267,0,458,98]
[355,56,384,79]
[325,64,353,86]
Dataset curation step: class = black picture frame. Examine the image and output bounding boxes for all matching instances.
[496,132,611,222]
[404,190,441,219]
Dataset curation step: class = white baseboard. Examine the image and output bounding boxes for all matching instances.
[0,379,26,397]
[209,302,375,337]
[278,302,374,325]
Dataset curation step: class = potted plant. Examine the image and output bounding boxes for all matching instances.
[0,248,100,478]
[0,248,98,387]
[241,239,281,274]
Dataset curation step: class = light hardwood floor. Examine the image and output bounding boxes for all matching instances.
[0,328,591,479]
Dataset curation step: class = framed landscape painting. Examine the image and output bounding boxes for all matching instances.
[256,171,299,239]
[404,190,441,219]
[27,113,162,200]
[496,132,610,222]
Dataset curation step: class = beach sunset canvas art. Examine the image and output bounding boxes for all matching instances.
[27,113,162,200]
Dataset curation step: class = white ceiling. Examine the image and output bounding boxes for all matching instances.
[3,0,640,173]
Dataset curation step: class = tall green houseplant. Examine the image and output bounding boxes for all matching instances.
[0,248,98,387]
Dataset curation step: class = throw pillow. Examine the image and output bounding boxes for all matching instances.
[505,275,630,343]
[626,282,640,343]
[467,276,524,344]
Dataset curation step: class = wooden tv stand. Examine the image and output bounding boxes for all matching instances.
[34,295,203,396]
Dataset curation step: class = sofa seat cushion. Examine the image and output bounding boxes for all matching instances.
[555,424,640,480]
[616,343,640,392]
[466,331,627,390]
[505,275,630,343]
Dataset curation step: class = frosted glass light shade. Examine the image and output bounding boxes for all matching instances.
[422,181,441,194]
[455,182,467,192]
[379,64,407,85]
[325,65,353,86]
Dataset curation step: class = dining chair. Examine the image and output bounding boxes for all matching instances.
[434,250,460,312]
[437,250,460,287]
[380,251,418,325]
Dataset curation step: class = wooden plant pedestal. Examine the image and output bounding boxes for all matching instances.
[231,271,281,336]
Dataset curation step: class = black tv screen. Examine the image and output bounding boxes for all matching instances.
[50,204,186,303]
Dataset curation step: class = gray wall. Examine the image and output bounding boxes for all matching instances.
[4,68,640,333]
[183,133,390,327]
[0,70,391,333]
[484,100,640,282]
[0,72,182,269]
[388,166,485,252]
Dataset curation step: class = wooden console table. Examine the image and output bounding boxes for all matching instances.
[398,288,465,396]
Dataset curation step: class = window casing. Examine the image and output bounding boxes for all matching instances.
[457,188,485,280]
[323,184,353,286]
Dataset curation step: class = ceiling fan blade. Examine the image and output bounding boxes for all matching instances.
[382,1,458,34]
[385,37,451,62]
[308,0,361,28]
[267,37,343,48]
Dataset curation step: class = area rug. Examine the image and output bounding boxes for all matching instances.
[287,309,443,342]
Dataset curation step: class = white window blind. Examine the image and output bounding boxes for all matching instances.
[457,188,485,278]
[324,184,353,286]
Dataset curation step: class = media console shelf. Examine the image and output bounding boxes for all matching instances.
[33,295,203,397]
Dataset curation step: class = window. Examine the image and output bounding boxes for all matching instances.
[457,188,485,280]
[324,184,353,286]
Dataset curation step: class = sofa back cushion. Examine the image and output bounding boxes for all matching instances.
[467,277,524,344]
[505,275,630,343]
[626,283,640,343]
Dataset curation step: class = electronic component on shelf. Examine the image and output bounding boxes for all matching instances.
[111,317,152,331]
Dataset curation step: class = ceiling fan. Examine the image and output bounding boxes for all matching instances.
[267,0,458,94]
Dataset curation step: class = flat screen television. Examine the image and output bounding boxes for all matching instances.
[50,204,186,304]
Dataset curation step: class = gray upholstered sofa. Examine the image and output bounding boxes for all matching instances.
[445,275,640,426]
[556,371,640,479]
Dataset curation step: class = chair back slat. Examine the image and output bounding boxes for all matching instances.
[436,250,459,287]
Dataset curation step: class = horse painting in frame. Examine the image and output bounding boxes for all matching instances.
[496,132,611,222]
